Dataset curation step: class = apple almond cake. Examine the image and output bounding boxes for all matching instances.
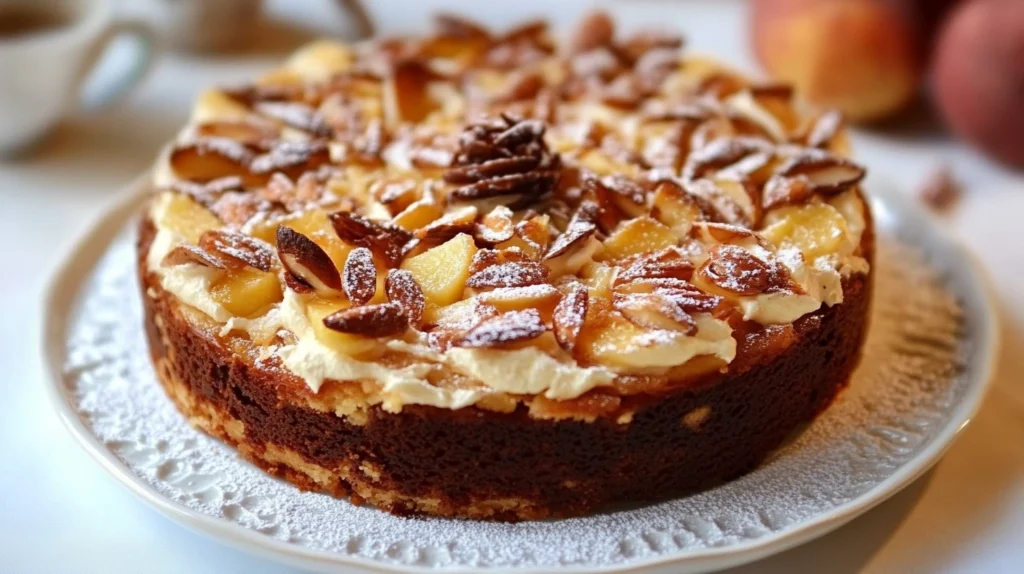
[138,12,873,520]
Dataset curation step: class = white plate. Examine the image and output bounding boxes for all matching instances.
[43,174,999,574]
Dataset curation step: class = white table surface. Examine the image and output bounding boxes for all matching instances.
[2,1,1023,572]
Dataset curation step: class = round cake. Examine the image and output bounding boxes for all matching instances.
[138,12,873,521]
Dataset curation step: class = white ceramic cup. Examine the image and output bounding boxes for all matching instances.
[0,0,157,155]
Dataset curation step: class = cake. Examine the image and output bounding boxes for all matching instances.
[138,11,873,521]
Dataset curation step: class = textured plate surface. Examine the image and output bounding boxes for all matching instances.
[44,175,998,574]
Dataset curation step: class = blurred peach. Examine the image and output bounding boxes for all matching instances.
[932,0,1024,167]
[752,0,922,123]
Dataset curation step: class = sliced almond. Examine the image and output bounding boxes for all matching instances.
[199,229,275,271]
[762,175,814,210]
[385,268,426,326]
[544,201,599,260]
[384,59,436,128]
[371,178,419,213]
[342,247,377,305]
[804,109,843,149]
[776,151,866,194]
[569,10,614,55]
[169,138,254,183]
[255,101,333,137]
[685,178,758,228]
[161,244,228,269]
[466,260,549,289]
[614,292,697,335]
[323,302,408,337]
[553,283,588,352]
[195,119,281,145]
[617,256,694,283]
[477,284,561,319]
[249,140,331,178]
[329,210,413,267]
[475,205,515,244]
[434,13,492,40]
[449,171,557,202]
[277,226,343,294]
[417,205,479,246]
[444,155,540,184]
[454,308,546,348]
[696,221,766,245]
[681,136,769,182]
[209,192,274,227]
[696,244,771,297]
[468,247,531,275]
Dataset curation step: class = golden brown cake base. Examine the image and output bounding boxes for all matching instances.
[140,216,872,521]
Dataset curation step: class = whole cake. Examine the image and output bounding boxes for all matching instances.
[139,12,873,521]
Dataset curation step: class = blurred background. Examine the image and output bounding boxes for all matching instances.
[2,1,1022,573]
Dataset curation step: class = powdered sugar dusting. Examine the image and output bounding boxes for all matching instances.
[58,220,981,570]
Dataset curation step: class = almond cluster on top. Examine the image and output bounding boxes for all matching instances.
[152,11,868,383]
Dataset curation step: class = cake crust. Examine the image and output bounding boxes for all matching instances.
[140,214,872,520]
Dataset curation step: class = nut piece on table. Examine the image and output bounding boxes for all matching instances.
[751,0,922,123]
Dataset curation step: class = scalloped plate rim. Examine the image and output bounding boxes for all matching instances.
[41,172,1001,574]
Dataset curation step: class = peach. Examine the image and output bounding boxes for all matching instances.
[932,0,1024,167]
[752,0,922,122]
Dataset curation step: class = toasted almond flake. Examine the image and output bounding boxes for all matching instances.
[696,244,771,296]
[385,269,426,326]
[544,202,599,259]
[468,247,531,274]
[454,308,546,348]
[329,211,413,267]
[255,101,333,137]
[199,229,275,271]
[417,205,479,245]
[342,247,377,304]
[323,302,408,337]
[553,283,588,352]
[250,140,330,176]
[277,226,343,294]
[618,256,693,282]
[805,109,843,148]
[568,10,615,55]
[168,138,254,182]
[614,292,697,335]
[475,205,516,244]
[466,261,549,289]
[776,151,865,194]
[161,244,228,269]
[682,137,770,182]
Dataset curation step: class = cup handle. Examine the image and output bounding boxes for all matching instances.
[74,19,158,111]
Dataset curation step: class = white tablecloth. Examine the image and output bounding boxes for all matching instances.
[2,1,1022,572]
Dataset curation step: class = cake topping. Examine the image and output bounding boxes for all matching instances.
[323,302,409,337]
[341,247,377,304]
[146,10,872,410]
[277,226,344,295]
[384,269,426,326]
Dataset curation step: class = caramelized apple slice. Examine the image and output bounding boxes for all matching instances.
[761,203,849,260]
[598,216,678,261]
[158,193,223,244]
[400,233,478,321]
[210,267,283,318]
